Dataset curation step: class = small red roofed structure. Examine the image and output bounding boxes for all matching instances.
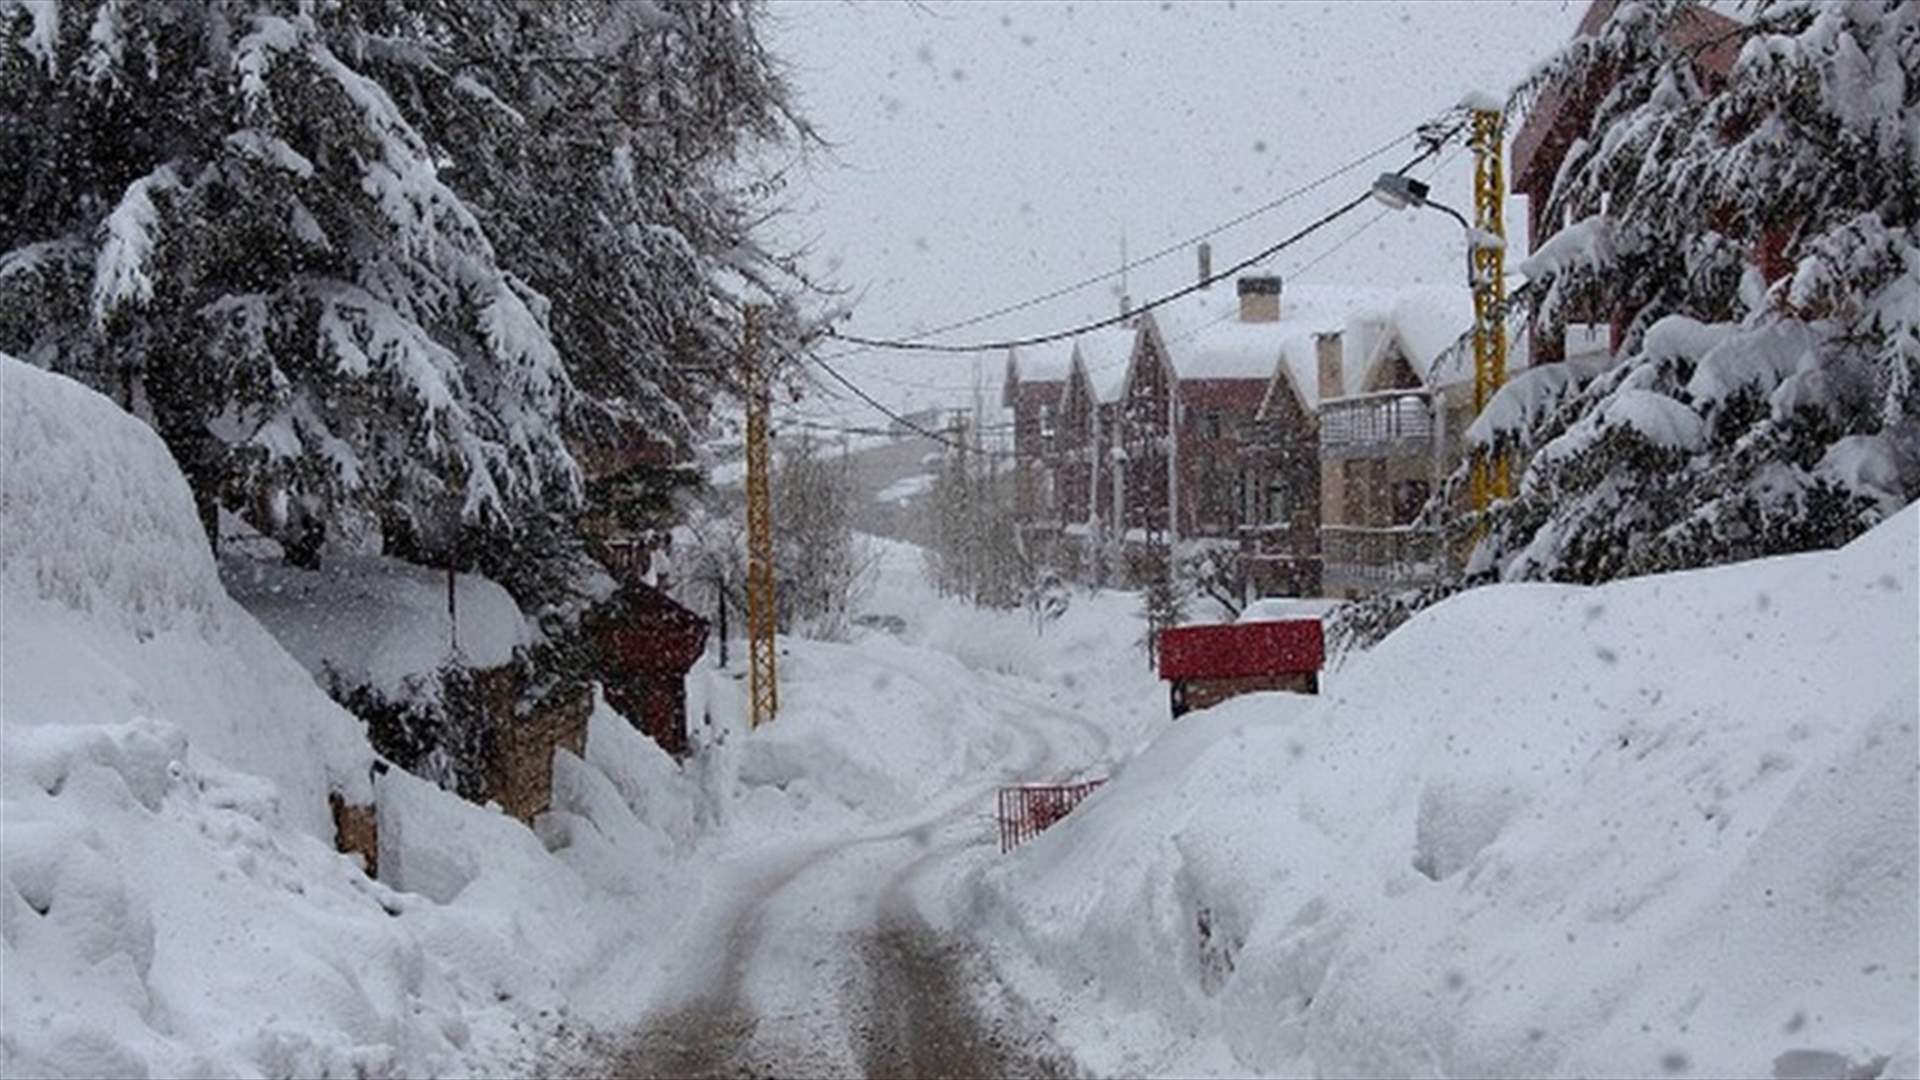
[587,583,709,757]
[1158,618,1323,717]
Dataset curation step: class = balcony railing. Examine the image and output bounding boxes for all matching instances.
[1320,390,1436,461]
[1320,524,1441,591]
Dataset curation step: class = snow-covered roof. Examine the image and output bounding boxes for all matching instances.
[1071,327,1136,404]
[1007,339,1074,385]
[1344,285,1481,393]
[1143,283,1391,409]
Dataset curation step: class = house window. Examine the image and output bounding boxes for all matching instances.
[1392,479,1430,524]
[1265,479,1289,525]
[1039,404,1056,450]
[1192,410,1222,439]
[1236,471,1290,528]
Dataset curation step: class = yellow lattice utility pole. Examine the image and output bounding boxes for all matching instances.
[742,305,778,727]
[1469,107,1511,516]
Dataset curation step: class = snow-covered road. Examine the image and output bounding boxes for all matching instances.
[560,640,1126,1078]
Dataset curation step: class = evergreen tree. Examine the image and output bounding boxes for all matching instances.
[0,0,810,603]
[1466,0,1918,583]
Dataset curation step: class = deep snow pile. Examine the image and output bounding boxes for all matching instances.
[222,548,533,701]
[970,508,1919,1078]
[0,359,372,835]
[693,534,1165,840]
[0,357,1156,1075]
[0,358,696,1076]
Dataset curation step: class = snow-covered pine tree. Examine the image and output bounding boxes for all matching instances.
[1465,0,1918,583]
[0,0,808,606]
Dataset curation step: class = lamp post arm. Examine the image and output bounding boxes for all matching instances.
[1423,197,1477,286]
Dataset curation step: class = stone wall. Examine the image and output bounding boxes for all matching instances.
[329,790,380,878]
[481,670,592,823]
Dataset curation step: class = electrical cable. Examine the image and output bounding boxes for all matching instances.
[820,138,1453,356]
[820,147,1454,397]
[825,191,1368,354]
[798,118,1470,447]
[812,354,1009,455]
[813,121,1444,361]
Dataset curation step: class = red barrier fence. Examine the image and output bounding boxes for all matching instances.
[997,780,1105,853]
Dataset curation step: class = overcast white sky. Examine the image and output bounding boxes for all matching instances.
[762,0,1587,423]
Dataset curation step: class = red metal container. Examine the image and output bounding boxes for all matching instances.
[1158,619,1323,681]
[1158,619,1324,717]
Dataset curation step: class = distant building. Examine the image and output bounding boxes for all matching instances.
[1314,288,1477,597]
[1007,250,1399,594]
[1002,339,1074,525]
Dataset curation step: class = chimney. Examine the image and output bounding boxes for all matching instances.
[1316,331,1344,401]
[1238,274,1281,322]
[1197,242,1213,288]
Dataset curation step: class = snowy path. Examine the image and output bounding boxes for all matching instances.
[562,663,1118,1078]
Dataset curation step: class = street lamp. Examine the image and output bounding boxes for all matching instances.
[1369,164,1511,525]
[1372,170,1480,294]
[1371,172,1471,236]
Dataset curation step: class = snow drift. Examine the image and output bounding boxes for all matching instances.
[0,357,371,835]
[972,506,1918,1078]
[0,357,693,1076]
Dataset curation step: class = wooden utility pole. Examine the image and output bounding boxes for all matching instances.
[1469,107,1512,516]
[743,305,778,727]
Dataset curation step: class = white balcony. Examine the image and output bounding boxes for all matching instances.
[1320,389,1437,462]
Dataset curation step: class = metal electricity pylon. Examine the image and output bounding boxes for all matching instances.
[1469,107,1511,514]
[742,305,778,727]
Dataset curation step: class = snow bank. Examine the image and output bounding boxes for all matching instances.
[1,357,371,831]
[0,358,472,1075]
[224,552,531,701]
[1,717,494,1078]
[0,357,700,1076]
[972,507,1918,1078]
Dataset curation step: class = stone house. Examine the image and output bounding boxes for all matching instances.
[1238,330,1338,598]
[1023,264,1388,593]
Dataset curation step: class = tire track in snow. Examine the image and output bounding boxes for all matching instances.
[580,662,1110,1077]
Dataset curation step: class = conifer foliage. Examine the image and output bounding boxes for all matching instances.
[0,0,805,576]
[1468,0,1918,582]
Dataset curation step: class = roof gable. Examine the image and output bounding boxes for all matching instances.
[1344,286,1483,394]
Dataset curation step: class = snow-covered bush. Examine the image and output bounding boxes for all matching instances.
[1470,0,1919,583]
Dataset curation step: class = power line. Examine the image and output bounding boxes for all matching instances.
[816,122,1441,362]
[801,121,1467,445]
[826,190,1372,354]
[812,354,1009,456]
[820,138,1453,357]
[820,148,1457,397]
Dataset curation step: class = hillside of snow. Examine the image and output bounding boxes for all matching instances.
[969,507,1918,1078]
